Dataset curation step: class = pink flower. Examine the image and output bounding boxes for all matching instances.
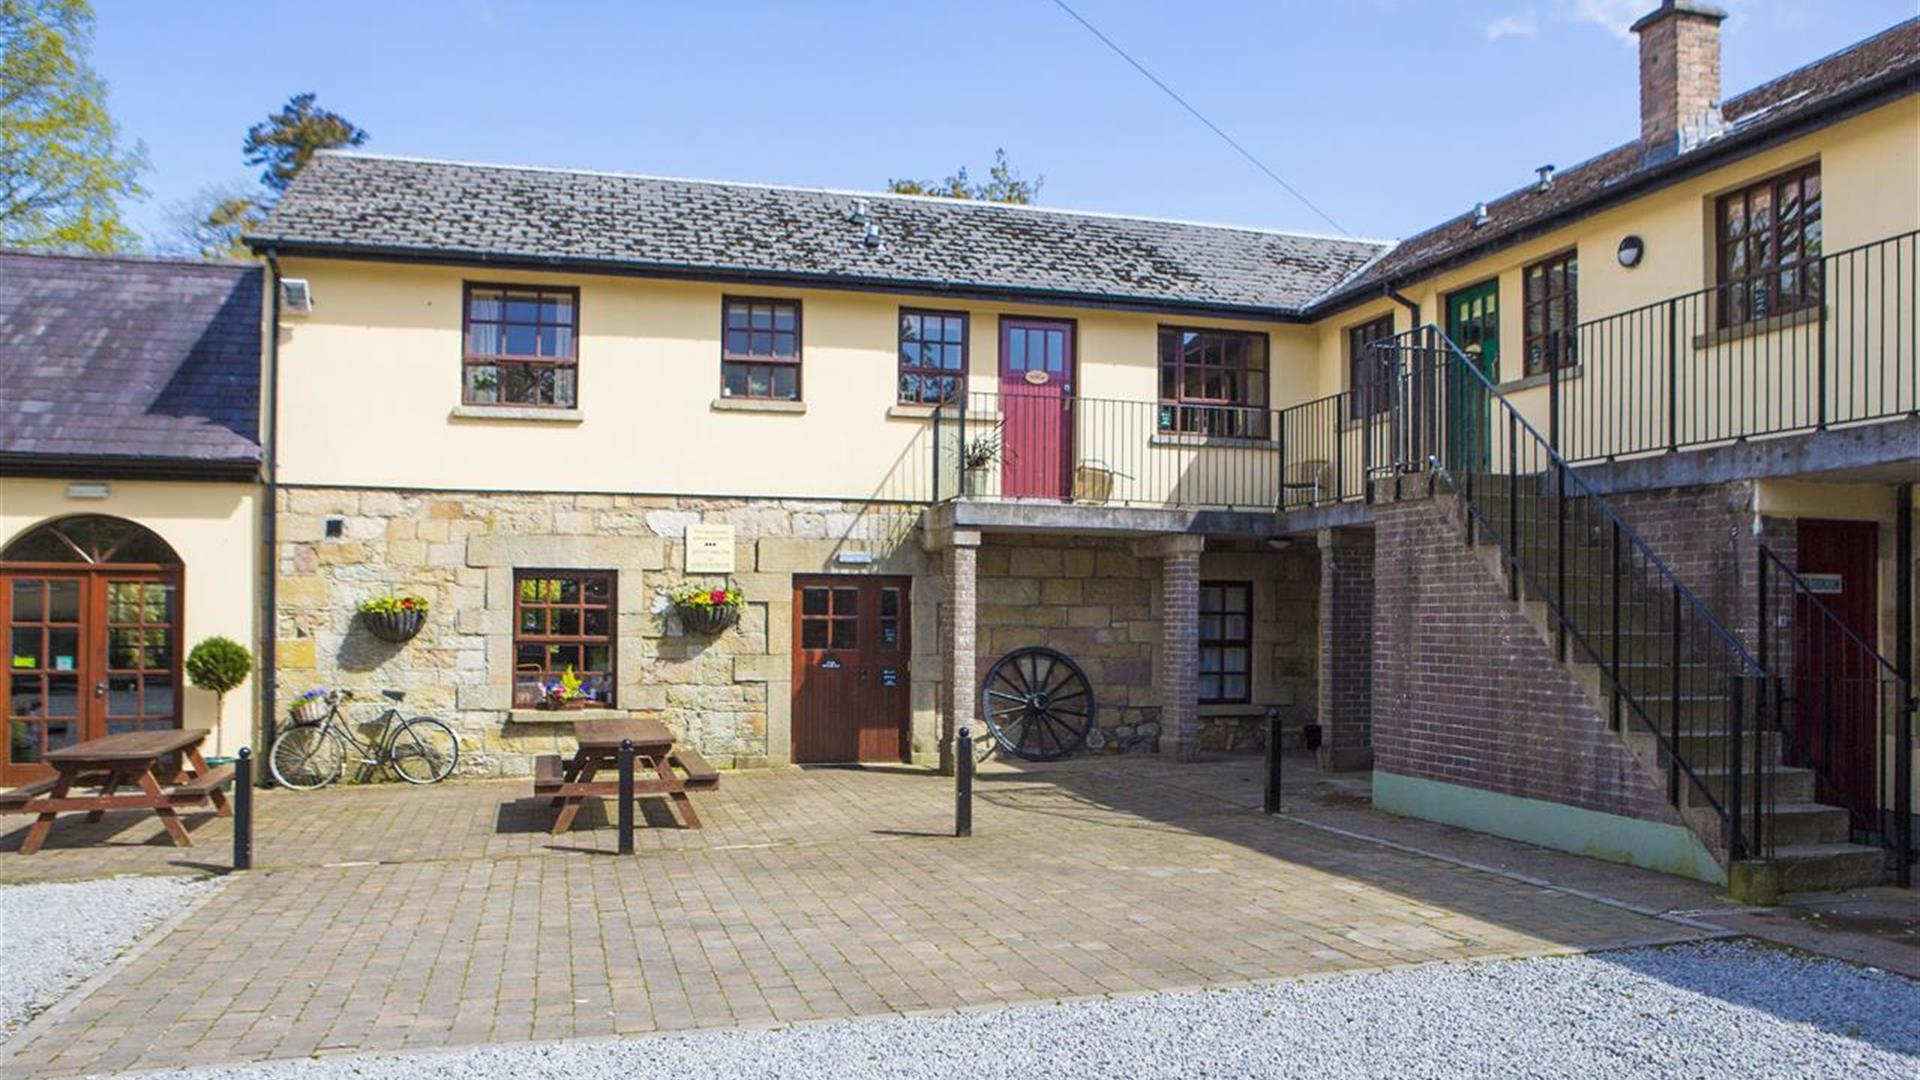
[709,589,727,604]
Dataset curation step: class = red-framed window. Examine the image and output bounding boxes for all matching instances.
[1347,314,1396,419]
[721,297,801,401]
[898,308,967,405]
[463,284,578,407]
[1522,251,1578,376]
[1157,327,1270,438]
[1198,581,1252,704]
[1716,164,1822,328]
[512,570,615,708]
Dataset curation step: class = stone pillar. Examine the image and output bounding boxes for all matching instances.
[1137,535,1204,762]
[936,529,981,776]
[1316,526,1375,772]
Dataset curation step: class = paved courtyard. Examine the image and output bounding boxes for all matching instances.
[3,755,1723,1076]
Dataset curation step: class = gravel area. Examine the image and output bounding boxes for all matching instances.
[122,939,1914,1079]
[0,875,217,1044]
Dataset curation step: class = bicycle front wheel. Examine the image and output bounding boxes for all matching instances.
[270,722,344,790]
[389,717,459,784]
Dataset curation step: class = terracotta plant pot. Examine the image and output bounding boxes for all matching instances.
[677,604,741,635]
[364,607,426,644]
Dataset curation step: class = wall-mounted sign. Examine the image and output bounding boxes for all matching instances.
[684,524,736,573]
[835,550,875,565]
[879,667,900,687]
[1024,369,1050,385]
[1801,572,1843,595]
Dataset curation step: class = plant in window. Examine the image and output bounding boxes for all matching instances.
[539,665,586,710]
[670,583,744,635]
[359,594,429,643]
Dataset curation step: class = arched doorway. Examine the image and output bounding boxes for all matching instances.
[1,516,184,784]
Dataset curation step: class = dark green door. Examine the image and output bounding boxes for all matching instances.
[1445,281,1499,474]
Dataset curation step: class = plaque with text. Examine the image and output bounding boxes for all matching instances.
[684,523,736,573]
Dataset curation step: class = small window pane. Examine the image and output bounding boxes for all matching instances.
[802,588,829,615]
[802,621,828,649]
[830,620,858,649]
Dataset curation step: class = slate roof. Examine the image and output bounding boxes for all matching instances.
[249,154,1391,316]
[1316,17,1920,309]
[0,250,263,469]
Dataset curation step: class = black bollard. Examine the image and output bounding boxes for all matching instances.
[1263,714,1283,815]
[233,747,253,871]
[955,726,973,837]
[617,738,635,855]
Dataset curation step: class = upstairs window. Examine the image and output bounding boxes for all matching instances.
[1157,327,1270,438]
[721,298,801,401]
[898,308,967,406]
[1347,315,1396,419]
[1522,251,1578,375]
[1198,581,1252,704]
[1717,164,1822,328]
[463,285,578,407]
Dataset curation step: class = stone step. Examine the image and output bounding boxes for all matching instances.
[1682,763,1818,806]
[1773,843,1888,894]
[1761,803,1854,847]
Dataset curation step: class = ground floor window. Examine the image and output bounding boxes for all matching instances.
[1198,581,1252,704]
[513,570,615,707]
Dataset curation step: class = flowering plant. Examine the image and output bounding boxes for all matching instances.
[359,594,429,615]
[669,584,744,611]
[539,665,586,709]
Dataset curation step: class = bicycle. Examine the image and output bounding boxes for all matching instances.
[269,689,459,789]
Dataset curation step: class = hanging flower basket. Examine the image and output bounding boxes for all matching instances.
[359,595,429,643]
[671,584,744,635]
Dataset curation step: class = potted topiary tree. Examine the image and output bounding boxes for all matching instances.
[185,636,252,762]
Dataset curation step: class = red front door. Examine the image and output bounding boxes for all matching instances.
[999,318,1075,499]
[1790,518,1879,827]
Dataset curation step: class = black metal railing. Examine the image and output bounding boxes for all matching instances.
[931,389,1286,510]
[1544,230,1917,463]
[1375,325,1778,863]
[1758,545,1915,885]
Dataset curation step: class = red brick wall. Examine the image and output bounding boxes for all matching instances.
[1372,495,1683,824]
[1318,528,1375,771]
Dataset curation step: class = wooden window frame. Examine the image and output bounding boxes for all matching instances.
[1715,163,1822,329]
[1346,314,1396,420]
[511,569,616,708]
[897,307,969,406]
[720,296,803,402]
[1522,251,1579,376]
[1156,326,1271,439]
[1197,580,1253,705]
[461,283,580,408]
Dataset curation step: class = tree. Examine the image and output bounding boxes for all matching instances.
[0,0,146,251]
[185,636,252,753]
[243,92,367,194]
[156,182,263,259]
[888,149,1042,205]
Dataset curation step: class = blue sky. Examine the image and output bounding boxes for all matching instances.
[95,0,1913,246]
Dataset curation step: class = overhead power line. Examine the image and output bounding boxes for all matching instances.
[1047,0,1350,236]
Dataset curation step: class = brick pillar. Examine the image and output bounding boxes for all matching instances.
[1317,526,1375,772]
[1138,535,1204,762]
[937,529,980,776]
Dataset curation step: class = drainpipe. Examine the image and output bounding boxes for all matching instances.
[1386,287,1421,329]
[1897,482,1913,887]
[259,250,283,784]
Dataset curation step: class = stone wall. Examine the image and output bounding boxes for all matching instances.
[273,487,934,776]
[970,535,1316,755]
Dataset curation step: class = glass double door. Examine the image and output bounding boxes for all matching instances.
[2,571,181,783]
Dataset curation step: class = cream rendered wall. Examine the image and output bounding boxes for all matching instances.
[1305,98,1920,441]
[274,257,1317,501]
[0,478,262,755]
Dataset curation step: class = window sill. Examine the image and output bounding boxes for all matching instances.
[1692,305,1822,349]
[712,397,806,414]
[507,707,628,725]
[1149,433,1278,451]
[450,405,584,423]
[1497,365,1583,394]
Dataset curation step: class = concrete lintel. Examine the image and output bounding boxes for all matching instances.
[944,499,1283,539]
[1316,525,1374,550]
[1275,500,1373,536]
[1132,534,1206,559]
[1575,417,1920,495]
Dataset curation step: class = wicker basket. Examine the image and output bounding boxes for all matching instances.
[291,696,329,724]
[677,604,741,635]
[364,607,426,644]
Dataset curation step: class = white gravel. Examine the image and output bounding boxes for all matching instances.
[0,874,217,1044]
[122,939,1914,1080]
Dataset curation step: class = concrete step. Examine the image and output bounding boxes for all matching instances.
[1773,843,1888,894]
[1762,803,1854,846]
[1684,763,1818,806]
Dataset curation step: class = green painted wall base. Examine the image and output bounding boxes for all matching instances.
[1373,771,1727,886]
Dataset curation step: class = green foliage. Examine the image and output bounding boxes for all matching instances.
[0,0,147,251]
[243,92,366,194]
[359,594,428,615]
[888,149,1042,205]
[670,584,744,610]
[157,182,264,259]
[185,637,253,697]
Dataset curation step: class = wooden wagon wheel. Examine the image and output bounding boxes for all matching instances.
[979,646,1097,762]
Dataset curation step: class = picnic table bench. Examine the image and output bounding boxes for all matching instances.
[0,729,232,854]
[531,717,717,834]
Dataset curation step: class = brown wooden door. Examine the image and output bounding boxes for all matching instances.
[791,575,910,764]
[2,570,181,784]
[1790,518,1879,825]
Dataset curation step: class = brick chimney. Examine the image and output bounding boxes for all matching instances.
[1632,1,1728,159]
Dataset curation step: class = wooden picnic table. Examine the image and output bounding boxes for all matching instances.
[0,729,232,854]
[533,717,718,834]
